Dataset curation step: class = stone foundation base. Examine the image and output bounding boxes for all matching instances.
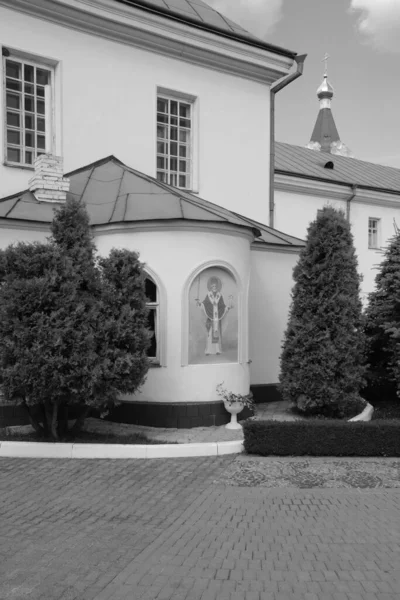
[97,401,252,429]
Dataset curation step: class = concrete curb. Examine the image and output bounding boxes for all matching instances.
[0,439,244,459]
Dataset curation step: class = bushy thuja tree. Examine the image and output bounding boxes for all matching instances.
[0,198,150,439]
[279,206,366,417]
[364,232,400,401]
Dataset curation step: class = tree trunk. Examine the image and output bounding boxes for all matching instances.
[50,402,59,441]
[58,403,69,439]
[70,405,91,436]
[22,402,45,437]
[43,401,52,437]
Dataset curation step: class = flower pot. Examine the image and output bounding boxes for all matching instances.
[224,400,244,429]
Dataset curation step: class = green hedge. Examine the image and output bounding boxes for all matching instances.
[243,419,400,457]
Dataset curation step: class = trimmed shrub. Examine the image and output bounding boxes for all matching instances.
[364,233,400,402]
[280,207,366,417]
[243,419,400,457]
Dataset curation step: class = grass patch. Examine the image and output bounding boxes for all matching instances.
[0,430,175,444]
[243,419,400,457]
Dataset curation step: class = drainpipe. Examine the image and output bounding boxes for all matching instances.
[346,184,357,222]
[269,54,307,228]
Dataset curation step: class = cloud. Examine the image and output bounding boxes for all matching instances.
[350,0,400,52]
[206,0,283,40]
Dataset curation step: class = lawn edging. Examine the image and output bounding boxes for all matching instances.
[0,439,243,459]
[243,419,400,457]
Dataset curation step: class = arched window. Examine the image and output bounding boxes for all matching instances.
[145,276,159,362]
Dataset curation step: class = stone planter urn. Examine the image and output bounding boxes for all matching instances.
[224,401,244,430]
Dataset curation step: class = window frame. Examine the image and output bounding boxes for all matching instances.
[156,87,198,192]
[145,274,160,365]
[2,50,55,168]
[368,217,380,250]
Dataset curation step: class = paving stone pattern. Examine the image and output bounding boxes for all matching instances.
[219,456,400,489]
[1,456,400,600]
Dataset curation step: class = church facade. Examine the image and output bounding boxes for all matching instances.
[1,0,400,428]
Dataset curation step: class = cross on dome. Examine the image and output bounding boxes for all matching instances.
[322,52,330,76]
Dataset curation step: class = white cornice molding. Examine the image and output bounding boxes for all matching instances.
[93,219,256,241]
[251,242,303,254]
[0,0,294,84]
[274,173,400,207]
[274,174,350,200]
[0,219,50,231]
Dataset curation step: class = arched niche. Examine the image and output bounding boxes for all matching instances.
[184,262,241,366]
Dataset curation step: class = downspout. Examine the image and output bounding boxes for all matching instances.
[269,54,307,228]
[346,184,357,222]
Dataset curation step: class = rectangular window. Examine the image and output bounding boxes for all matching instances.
[368,218,380,249]
[3,55,53,167]
[156,94,192,190]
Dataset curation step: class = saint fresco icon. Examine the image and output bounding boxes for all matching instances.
[189,268,238,364]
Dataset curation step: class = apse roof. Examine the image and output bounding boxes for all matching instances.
[275,142,400,193]
[115,0,297,57]
[0,155,304,248]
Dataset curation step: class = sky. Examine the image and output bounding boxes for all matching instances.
[207,0,400,168]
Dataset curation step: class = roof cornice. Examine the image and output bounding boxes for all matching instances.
[275,172,400,207]
[93,219,257,241]
[0,219,50,231]
[0,0,294,84]
[251,242,303,254]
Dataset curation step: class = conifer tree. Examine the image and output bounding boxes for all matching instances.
[364,233,400,400]
[279,206,366,416]
[0,198,150,439]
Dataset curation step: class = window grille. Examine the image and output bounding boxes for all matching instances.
[156,95,192,189]
[4,56,53,166]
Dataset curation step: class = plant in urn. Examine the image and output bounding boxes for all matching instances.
[216,383,255,429]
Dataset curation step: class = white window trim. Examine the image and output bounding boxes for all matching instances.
[144,268,167,367]
[2,46,60,169]
[156,86,199,193]
[368,217,381,250]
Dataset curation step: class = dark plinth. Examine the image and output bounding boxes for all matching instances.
[96,401,252,429]
[1,393,255,429]
[250,384,282,404]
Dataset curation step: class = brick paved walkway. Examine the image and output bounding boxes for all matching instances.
[1,457,400,600]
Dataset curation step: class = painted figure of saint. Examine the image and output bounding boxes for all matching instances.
[196,276,233,355]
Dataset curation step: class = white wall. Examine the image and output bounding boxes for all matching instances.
[350,202,398,300]
[95,227,252,403]
[274,190,347,240]
[274,188,400,299]
[0,6,271,224]
[0,225,49,247]
[249,247,298,385]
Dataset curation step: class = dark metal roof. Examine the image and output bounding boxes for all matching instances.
[275,142,400,193]
[0,155,304,247]
[115,0,297,58]
[310,108,340,151]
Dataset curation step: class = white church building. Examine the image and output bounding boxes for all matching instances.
[1,0,400,428]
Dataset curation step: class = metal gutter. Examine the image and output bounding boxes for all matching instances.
[269,54,307,228]
[346,184,357,221]
[114,0,297,58]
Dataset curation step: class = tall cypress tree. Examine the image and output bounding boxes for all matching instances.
[0,198,150,439]
[280,206,366,416]
[364,233,400,401]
